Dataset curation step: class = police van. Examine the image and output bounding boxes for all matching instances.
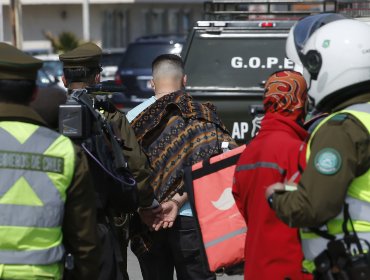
[181,0,355,144]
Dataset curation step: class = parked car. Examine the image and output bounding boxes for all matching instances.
[115,34,186,101]
[35,54,65,90]
[101,48,126,81]
[31,68,67,128]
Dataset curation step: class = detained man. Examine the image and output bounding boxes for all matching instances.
[130,54,237,280]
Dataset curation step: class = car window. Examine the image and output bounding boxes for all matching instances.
[37,69,55,86]
[120,43,183,69]
[43,61,64,77]
[102,53,124,67]
[183,33,294,90]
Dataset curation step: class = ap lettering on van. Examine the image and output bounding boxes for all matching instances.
[232,122,249,139]
[232,116,264,140]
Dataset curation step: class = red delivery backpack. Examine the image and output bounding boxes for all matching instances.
[184,145,247,275]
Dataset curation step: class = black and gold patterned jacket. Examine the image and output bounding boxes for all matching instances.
[131,90,237,202]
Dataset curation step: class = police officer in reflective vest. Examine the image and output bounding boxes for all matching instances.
[0,43,100,279]
[265,17,370,279]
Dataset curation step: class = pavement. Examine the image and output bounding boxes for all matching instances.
[127,248,244,280]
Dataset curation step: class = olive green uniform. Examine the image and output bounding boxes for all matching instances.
[272,93,370,227]
[105,111,153,207]
[103,111,154,279]
[60,42,154,280]
[31,87,67,130]
[59,43,154,208]
[0,103,100,279]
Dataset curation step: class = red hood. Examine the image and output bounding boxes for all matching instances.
[258,112,308,141]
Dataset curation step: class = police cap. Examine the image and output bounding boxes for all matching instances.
[59,42,102,68]
[0,42,42,80]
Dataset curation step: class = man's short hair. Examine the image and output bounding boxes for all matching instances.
[0,80,36,105]
[152,54,184,80]
[63,66,102,85]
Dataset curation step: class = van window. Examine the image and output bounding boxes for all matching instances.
[183,32,294,91]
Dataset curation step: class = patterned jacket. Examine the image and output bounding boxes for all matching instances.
[131,90,236,202]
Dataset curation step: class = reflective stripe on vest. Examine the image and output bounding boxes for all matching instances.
[302,197,370,261]
[0,122,75,265]
[302,102,370,270]
[0,246,65,266]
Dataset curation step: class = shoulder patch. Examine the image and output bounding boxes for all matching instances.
[314,148,342,175]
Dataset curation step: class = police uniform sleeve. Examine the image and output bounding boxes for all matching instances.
[62,146,101,280]
[273,115,370,228]
[107,111,154,207]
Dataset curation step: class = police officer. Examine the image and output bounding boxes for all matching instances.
[59,43,157,280]
[265,18,370,278]
[0,43,100,279]
[30,75,67,130]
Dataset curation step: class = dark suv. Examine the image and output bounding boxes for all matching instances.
[115,34,186,101]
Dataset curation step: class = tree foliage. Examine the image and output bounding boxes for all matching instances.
[43,31,80,53]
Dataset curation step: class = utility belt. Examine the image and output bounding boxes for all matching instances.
[311,203,370,280]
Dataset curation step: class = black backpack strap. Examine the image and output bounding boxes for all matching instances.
[308,227,336,241]
[343,202,364,254]
[192,153,241,180]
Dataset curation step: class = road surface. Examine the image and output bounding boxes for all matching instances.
[127,247,244,280]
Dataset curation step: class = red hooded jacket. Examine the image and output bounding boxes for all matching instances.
[232,113,310,280]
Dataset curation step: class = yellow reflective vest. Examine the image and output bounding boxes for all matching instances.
[301,102,370,273]
[0,121,75,279]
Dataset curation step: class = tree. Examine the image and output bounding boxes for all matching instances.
[43,31,80,53]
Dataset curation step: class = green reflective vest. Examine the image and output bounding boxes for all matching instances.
[0,121,75,279]
[301,102,370,273]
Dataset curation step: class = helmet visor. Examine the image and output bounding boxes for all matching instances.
[293,13,346,55]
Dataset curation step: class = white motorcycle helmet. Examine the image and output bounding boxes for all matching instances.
[286,13,346,69]
[302,19,370,109]
[288,18,370,110]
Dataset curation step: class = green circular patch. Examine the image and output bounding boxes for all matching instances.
[314,148,342,175]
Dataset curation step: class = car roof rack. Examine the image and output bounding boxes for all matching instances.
[203,1,338,20]
[204,1,370,21]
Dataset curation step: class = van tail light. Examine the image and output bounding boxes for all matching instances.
[114,103,125,111]
[259,22,276,28]
[115,72,122,85]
